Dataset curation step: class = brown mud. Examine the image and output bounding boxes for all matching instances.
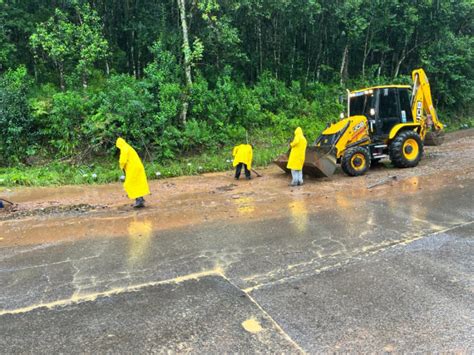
[0,129,473,247]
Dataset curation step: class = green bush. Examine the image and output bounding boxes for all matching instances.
[0,67,35,164]
[44,91,90,156]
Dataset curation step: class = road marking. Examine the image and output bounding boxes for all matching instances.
[1,264,306,352]
[0,267,224,316]
[219,272,306,353]
[243,220,474,293]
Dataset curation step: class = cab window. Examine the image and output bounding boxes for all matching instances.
[398,89,413,121]
[378,88,399,119]
[350,94,374,118]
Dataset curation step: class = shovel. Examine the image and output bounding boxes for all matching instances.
[251,169,262,177]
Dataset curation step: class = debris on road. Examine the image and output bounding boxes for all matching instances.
[0,204,107,221]
[367,175,398,189]
[215,184,237,192]
[0,197,15,206]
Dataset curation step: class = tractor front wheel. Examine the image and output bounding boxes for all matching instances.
[341,146,371,176]
[389,130,423,168]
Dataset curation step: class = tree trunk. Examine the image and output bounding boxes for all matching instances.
[273,17,278,78]
[290,33,296,81]
[393,52,405,78]
[137,47,141,78]
[377,53,385,78]
[33,57,39,82]
[58,61,65,91]
[82,73,88,89]
[177,0,192,125]
[362,25,372,78]
[339,43,349,85]
[131,30,137,78]
[258,20,263,75]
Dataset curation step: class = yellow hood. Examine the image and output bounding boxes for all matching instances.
[116,137,128,150]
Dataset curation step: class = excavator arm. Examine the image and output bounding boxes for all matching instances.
[411,68,444,145]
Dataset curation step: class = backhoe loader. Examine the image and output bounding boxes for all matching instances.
[275,68,444,177]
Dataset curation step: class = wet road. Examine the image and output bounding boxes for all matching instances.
[1,174,473,352]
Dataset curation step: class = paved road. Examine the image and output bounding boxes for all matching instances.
[1,176,473,352]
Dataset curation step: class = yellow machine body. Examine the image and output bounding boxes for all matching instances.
[274,68,444,177]
[318,115,370,159]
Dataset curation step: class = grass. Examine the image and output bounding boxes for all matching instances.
[1,119,471,189]
[0,141,288,188]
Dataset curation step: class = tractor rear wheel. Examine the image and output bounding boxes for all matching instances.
[341,146,371,176]
[389,130,423,168]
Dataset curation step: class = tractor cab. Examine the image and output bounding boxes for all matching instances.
[348,85,412,141]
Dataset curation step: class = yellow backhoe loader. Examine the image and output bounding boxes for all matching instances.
[275,68,444,177]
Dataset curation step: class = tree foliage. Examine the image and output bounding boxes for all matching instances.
[0,0,472,165]
[0,66,34,163]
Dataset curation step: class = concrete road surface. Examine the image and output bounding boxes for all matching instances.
[1,164,473,352]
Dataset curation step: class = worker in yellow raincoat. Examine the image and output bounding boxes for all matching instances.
[232,144,253,180]
[116,137,150,208]
[287,127,307,186]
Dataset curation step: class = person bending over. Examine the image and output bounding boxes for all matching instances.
[233,143,253,180]
[116,137,150,208]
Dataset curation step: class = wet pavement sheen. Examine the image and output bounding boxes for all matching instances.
[0,177,473,352]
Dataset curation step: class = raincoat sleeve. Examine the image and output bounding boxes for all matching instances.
[248,146,253,170]
[119,146,129,170]
[123,149,150,200]
[290,135,300,148]
[233,145,241,167]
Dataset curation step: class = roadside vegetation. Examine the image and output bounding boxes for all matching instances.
[0,1,472,187]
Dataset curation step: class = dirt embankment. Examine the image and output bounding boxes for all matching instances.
[0,129,473,247]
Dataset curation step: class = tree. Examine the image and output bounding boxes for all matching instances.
[73,3,110,88]
[30,8,75,90]
[177,0,192,125]
[30,3,109,90]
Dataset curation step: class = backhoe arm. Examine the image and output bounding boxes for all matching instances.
[411,68,443,132]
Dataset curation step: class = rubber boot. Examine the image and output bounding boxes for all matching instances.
[133,197,145,208]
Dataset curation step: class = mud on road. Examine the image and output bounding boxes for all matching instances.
[0,129,473,247]
[1,130,473,353]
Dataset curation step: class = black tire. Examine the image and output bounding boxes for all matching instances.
[341,146,371,176]
[389,130,423,168]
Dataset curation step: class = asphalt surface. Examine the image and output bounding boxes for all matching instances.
[1,176,473,352]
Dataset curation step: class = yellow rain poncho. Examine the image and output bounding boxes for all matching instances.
[287,127,307,170]
[116,138,150,199]
[232,144,253,170]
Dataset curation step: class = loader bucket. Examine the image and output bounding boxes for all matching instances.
[274,146,337,178]
[424,130,445,146]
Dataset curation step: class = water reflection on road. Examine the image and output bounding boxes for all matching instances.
[0,176,472,312]
[127,217,153,268]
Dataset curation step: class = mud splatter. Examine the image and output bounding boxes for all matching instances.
[242,318,263,333]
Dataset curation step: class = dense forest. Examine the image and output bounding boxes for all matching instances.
[0,0,473,167]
